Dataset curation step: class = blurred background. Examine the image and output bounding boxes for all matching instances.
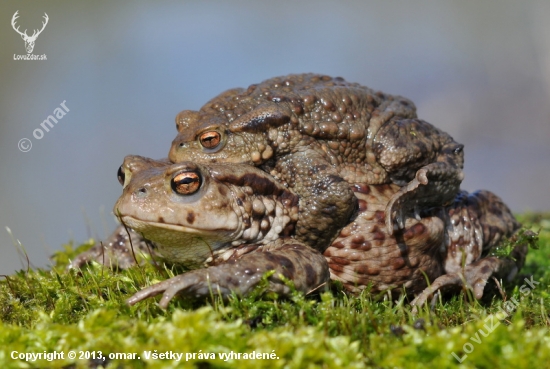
[1,1,549,274]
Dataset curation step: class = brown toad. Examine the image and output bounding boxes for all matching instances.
[72,156,329,308]
[169,74,464,251]
[77,156,524,309]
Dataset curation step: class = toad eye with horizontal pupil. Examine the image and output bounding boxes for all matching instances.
[199,131,221,149]
[172,171,201,195]
[117,166,125,185]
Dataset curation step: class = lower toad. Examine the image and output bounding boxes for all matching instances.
[71,156,527,310]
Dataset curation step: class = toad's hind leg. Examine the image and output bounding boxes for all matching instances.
[373,119,464,234]
[411,257,500,310]
[411,190,527,312]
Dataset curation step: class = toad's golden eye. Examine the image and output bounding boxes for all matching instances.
[117,165,125,185]
[199,131,221,149]
[171,171,201,195]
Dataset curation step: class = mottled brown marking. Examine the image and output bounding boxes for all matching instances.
[328,262,344,273]
[379,184,394,196]
[303,95,316,107]
[265,253,295,277]
[357,199,368,212]
[371,226,386,241]
[392,258,406,270]
[413,222,426,234]
[341,227,353,237]
[404,223,426,240]
[332,239,345,249]
[225,275,236,285]
[280,260,295,278]
[282,223,295,236]
[352,183,371,194]
[359,240,372,251]
[233,110,290,133]
[186,212,195,224]
[325,174,344,186]
[217,184,227,197]
[374,210,385,224]
[330,256,350,265]
[351,234,364,244]
[216,172,298,209]
[355,264,380,276]
[350,234,365,249]
[304,263,316,286]
[480,265,491,274]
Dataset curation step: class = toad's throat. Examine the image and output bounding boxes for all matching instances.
[119,215,239,268]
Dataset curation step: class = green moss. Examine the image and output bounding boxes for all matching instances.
[1,214,549,368]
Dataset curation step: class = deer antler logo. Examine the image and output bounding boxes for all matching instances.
[11,11,49,54]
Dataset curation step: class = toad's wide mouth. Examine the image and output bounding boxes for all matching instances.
[119,215,237,267]
[119,215,236,236]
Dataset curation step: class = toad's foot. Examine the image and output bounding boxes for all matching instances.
[385,162,463,235]
[411,243,528,314]
[69,225,155,269]
[410,257,499,313]
[127,240,329,308]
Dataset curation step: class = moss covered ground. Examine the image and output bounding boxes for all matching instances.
[1,213,549,369]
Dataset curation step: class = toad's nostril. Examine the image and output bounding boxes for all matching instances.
[135,187,147,198]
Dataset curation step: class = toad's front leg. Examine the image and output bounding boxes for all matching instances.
[271,151,357,251]
[373,118,464,234]
[127,240,329,308]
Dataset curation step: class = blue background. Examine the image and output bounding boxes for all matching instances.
[1,1,549,274]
